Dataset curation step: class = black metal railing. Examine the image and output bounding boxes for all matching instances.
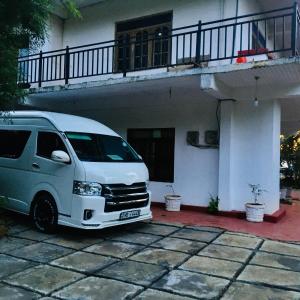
[17,4,300,87]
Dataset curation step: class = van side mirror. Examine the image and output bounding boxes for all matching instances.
[51,150,70,164]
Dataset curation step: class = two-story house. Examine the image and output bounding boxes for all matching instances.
[17,0,300,217]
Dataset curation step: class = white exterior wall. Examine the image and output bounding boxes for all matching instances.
[41,14,64,53]
[60,0,264,74]
[62,0,262,48]
[218,99,281,214]
[73,95,220,207]
[63,0,222,48]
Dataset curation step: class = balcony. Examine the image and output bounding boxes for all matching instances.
[18,4,300,88]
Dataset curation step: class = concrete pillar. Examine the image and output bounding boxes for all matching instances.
[218,100,235,211]
[218,99,281,214]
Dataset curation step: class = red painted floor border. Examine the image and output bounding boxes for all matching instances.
[151,202,300,242]
[151,202,286,223]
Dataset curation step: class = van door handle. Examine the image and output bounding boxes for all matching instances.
[32,163,40,169]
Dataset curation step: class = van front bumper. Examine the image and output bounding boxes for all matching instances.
[58,194,152,229]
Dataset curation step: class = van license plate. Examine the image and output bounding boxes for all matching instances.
[119,210,140,220]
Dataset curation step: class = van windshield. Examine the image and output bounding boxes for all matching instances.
[65,132,142,163]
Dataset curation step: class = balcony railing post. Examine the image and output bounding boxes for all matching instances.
[65,46,70,84]
[38,51,43,87]
[292,2,298,56]
[195,20,202,64]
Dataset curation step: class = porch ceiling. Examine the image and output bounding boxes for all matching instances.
[214,62,300,89]
[26,58,300,135]
[26,75,208,112]
[200,59,300,102]
[199,59,300,135]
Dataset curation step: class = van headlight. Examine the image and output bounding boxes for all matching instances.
[73,181,102,196]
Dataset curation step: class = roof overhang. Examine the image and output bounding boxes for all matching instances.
[52,0,107,19]
[200,57,300,101]
[25,57,300,135]
[199,57,300,135]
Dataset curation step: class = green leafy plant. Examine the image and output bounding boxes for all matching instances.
[248,184,266,204]
[166,184,176,195]
[0,0,80,112]
[207,195,219,214]
[280,132,300,189]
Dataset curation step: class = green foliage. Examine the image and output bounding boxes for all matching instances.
[0,196,7,206]
[0,0,80,111]
[62,0,82,19]
[0,0,51,110]
[207,195,219,214]
[281,133,300,188]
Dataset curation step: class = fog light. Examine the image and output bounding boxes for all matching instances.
[83,209,93,220]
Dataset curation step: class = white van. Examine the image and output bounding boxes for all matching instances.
[0,111,152,232]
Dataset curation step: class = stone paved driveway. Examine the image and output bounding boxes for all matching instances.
[1,212,300,299]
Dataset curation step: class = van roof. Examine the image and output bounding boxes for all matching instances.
[6,111,118,136]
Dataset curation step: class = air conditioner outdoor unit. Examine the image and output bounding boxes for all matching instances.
[186,130,219,148]
[205,130,219,146]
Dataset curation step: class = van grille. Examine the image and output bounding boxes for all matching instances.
[102,182,149,212]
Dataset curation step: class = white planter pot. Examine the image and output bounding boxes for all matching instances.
[280,188,287,200]
[245,203,265,222]
[165,195,181,212]
[247,54,269,62]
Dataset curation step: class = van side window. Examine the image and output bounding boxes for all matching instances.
[0,130,31,159]
[37,132,68,159]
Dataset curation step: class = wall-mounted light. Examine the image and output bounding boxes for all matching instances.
[254,76,260,107]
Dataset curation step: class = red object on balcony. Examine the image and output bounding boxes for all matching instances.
[236,56,247,63]
[236,48,270,64]
[238,48,269,56]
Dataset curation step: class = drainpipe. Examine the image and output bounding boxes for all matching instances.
[231,0,239,63]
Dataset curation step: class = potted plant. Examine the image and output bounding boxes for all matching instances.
[245,184,266,222]
[164,184,181,212]
[280,176,293,200]
[207,195,219,214]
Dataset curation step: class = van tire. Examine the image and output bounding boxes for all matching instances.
[32,194,58,233]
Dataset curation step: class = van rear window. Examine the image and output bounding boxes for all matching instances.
[0,130,31,159]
